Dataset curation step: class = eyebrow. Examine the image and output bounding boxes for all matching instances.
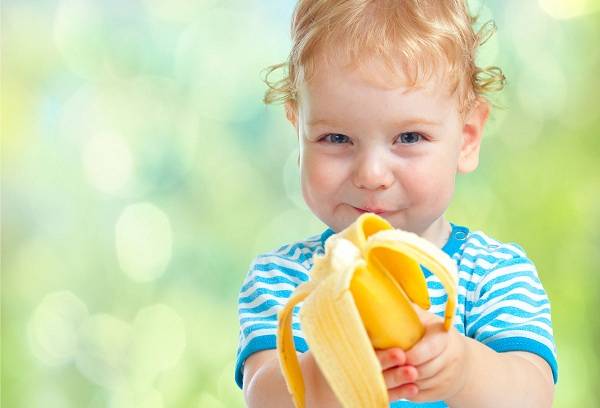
[307,118,342,127]
[307,117,442,128]
[392,118,442,127]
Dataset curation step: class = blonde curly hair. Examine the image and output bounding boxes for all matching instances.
[262,0,505,116]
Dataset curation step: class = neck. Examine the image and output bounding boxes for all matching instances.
[420,216,452,248]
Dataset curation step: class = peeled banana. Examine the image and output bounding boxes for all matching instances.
[276,213,458,408]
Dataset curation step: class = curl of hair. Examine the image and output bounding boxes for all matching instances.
[472,20,506,95]
[261,63,295,106]
[475,66,506,94]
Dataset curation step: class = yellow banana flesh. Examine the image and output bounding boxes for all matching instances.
[276,213,458,407]
[350,262,424,350]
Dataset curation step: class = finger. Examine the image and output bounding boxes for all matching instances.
[412,352,445,383]
[415,373,442,392]
[382,365,418,389]
[388,382,419,402]
[405,325,448,366]
[375,348,406,370]
[415,353,461,392]
[413,367,467,404]
[411,303,443,324]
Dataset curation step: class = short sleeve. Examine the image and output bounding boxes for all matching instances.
[234,253,311,389]
[466,255,558,383]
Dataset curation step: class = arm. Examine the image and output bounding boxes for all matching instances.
[445,343,554,408]
[243,349,342,408]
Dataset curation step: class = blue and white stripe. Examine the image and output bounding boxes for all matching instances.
[234,224,558,406]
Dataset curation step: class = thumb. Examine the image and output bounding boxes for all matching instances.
[411,302,442,324]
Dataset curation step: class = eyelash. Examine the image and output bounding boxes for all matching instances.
[319,132,425,145]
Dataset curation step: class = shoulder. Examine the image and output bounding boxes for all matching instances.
[456,229,533,275]
[454,229,539,293]
[240,229,332,293]
[460,230,529,264]
[250,229,330,272]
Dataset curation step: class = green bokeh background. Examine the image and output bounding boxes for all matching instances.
[2,0,599,407]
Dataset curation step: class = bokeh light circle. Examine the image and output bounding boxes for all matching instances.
[115,202,173,282]
[131,304,186,384]
[75,314,132,388]
[82,131,133,195]
[28,291,89,366]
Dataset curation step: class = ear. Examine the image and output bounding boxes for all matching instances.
[457,99,490,174]
[285,100,298,128]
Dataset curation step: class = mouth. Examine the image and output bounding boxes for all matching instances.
[353,206,388,215]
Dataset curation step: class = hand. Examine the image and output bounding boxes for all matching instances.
[404,305,470,402]
[375,306,470,403]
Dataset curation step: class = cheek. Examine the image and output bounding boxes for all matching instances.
[300,151,345,195]
[403,160,456,203]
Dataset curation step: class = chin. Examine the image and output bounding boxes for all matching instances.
[327,212,357,234]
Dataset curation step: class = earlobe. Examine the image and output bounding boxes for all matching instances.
[458,99,490,174]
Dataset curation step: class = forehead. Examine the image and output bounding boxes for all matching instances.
[298,55,458,121]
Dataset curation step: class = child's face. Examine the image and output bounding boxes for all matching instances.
[289,58,488,243]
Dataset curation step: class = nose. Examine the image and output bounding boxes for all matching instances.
[351,149,394,191]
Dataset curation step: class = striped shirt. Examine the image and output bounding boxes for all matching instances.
[235,223,558,407]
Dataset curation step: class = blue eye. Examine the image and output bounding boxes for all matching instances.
[396,132,423,144]
[322,134,351,144]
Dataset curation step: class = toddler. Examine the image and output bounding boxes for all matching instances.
[235,1,557,406]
